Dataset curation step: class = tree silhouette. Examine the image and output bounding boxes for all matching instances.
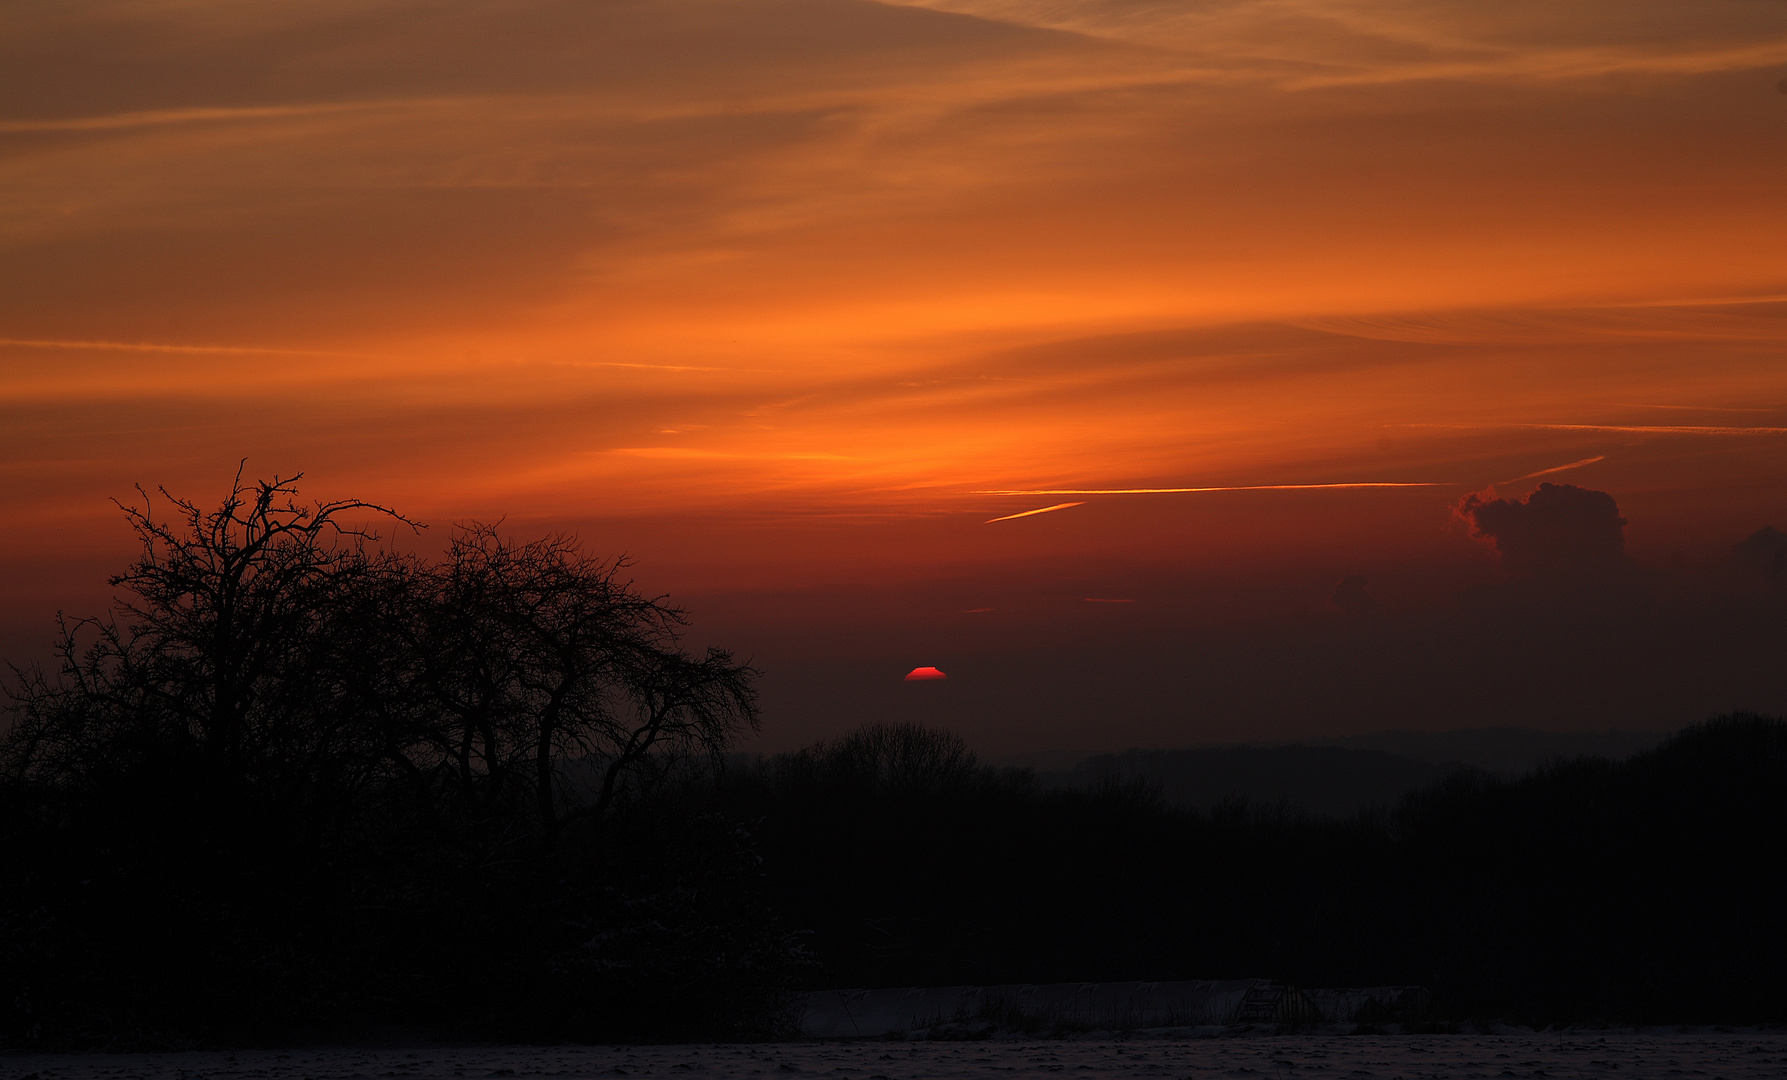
[1,471,779,1046]
[6,469,412,808]
[5,471,758,845]
[407,523,758,841]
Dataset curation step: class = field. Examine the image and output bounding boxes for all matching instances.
[5,1033,1783,1080]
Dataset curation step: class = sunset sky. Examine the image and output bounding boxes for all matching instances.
[4,0,1786,752]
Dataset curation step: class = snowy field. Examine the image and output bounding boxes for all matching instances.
[4,1033,1784,1080]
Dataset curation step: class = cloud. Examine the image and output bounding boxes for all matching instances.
[1456,482,1631,577]
[886,0,1787,88]
[7,0,1787,686]
[1732,526,1787,581]
[1412,423,1787,436]
[1328,574,1378,615]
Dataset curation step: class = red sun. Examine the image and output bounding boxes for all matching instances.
[904,666,948,681]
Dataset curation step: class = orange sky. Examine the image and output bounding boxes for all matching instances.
[4,0,1786,749]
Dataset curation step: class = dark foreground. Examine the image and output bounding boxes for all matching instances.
[5,1033,1784,1080]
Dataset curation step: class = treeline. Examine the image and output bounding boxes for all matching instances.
[704,716,1785,1026]
[3,475,1784,1047]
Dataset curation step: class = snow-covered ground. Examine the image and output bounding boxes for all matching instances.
[4,1032,1782,1080]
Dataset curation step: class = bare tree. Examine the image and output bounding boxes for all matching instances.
[5,473,758,849]
[411,524,758,841]
[773,722,982,798]
[0,472,797,1047]
[5,467,414,801]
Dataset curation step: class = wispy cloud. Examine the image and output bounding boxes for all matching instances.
[0,338,373,358]
[609,448,859,461]
[0,103,386,134]
[1605,403,1782,413]
[888,0,1787,89]
[1532,424,1787,436]
[1412,423,1787,436]
[5,0,1787,568]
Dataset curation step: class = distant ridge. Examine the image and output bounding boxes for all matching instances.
[1020,726,1676,817]
[797,980,1426,1037]
[1315,726,1671,775]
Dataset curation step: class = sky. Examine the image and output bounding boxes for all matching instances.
[4,0,1787,753]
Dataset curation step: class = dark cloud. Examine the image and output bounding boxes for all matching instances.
[1328,573,1377,615]
[1456,482,1630,577]
[1732,525,1787,580]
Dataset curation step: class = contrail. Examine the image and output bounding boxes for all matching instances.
[1499,455,1606,485]
[985,501,1085,523]
[975,483,1445,496]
